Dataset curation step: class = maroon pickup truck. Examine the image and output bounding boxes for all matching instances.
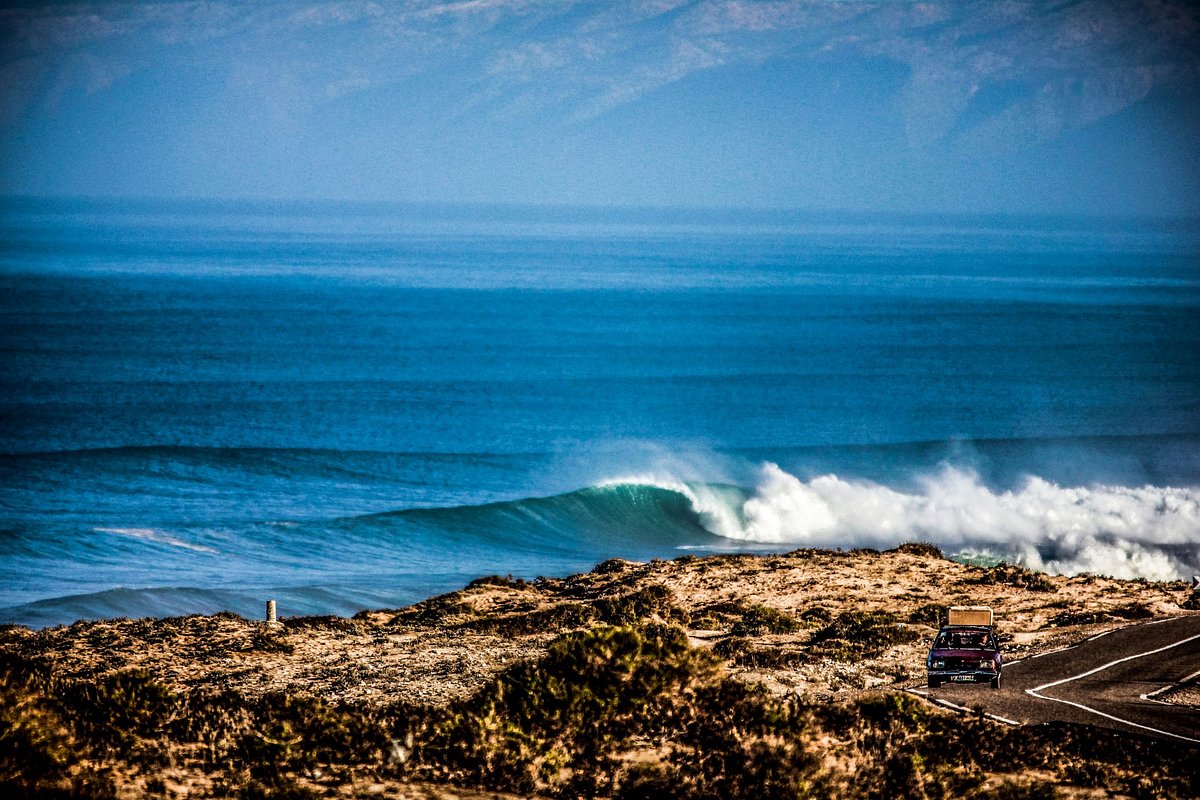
[926,625,1002,689]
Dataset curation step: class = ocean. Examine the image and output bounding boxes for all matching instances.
[1,199,1198,628]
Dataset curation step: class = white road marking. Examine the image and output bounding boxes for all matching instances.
[1140,667,1200,705]
[1025,631,1200,744]
[906,689,1020,726]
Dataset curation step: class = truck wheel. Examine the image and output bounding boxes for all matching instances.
[928,676,941,689]
[990,675,1001,690]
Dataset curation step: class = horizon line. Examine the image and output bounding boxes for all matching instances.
[3,192,1200,230]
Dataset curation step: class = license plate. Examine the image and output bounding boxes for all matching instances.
[951,675,974,682]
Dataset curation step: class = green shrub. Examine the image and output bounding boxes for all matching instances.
[809,612,921,661]
[248,630,295,654]
[972,564,1056,592]
[969,779,1059,799]
[466,575,530,590]
[596,585,689,627]
[389,595,480,627]
[0,669,78,792]
[279,615,358,632]
[1048,602,1154,628]
[64,670,182,756]
[798,606,832,627]
[729,604,800,637]
[466,602,597,635]
[893,542,945,559]
[420,624,721,795]
[908,602,948,627]
[713,636,806,669]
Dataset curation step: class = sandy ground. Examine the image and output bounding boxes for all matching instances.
[1159,680,1200,709]
[4,548,1195,710]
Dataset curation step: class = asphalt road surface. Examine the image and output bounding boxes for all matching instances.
[911,615,1200,743]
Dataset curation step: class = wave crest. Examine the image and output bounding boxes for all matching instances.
[610,464,1199,580]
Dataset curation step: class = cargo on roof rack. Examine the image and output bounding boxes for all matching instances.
[947,606,993,627]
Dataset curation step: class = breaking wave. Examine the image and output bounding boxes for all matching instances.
[613,464,1199,580]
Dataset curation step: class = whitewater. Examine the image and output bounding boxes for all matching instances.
[618,464,1199,580]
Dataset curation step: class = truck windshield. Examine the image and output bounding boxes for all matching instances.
[935,631,994,649]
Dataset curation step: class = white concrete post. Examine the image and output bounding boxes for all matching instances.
[266,599,277,625]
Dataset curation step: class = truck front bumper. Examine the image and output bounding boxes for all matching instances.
[931,671,998,686]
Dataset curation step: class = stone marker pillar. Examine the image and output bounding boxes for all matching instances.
[266,599,277,625]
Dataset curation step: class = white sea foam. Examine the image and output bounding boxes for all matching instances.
[609,464,1200,580]
[94,527,218,555]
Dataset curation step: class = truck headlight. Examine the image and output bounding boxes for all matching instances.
[932,660,945,669]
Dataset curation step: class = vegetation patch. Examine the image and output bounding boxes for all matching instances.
[595,585,690,627]
[808,611,921,661]
[713,636,807,669]
[971,563,1056,592]
[729,604,800,637]
[908,602,948,627]
[4,620,1200,800]
[1047,602,1155,628]
[797,606,832,628]
[892,542,946,559]
[465,602,597,635]
[465,574,531,591]
[388,595,481,628]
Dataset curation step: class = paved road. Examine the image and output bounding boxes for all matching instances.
[911,615,1200,743]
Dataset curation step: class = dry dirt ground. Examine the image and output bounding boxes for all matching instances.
[4,547,1194,710]
[4,547,1198,800]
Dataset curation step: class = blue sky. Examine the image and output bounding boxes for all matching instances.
[1,0,1198,215]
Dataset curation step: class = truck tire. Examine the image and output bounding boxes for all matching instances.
[928,676,941,689]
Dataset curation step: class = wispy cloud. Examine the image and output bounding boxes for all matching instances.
[1,0,1196,149]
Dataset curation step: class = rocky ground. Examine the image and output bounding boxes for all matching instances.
[2,545,1198,799]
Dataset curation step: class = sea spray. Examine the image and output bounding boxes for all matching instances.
[608,463,1199,580]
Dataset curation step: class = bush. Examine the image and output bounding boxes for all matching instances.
[595,585,689,627]
[809,612,921,661]
[798,606,832,627]
[389,595,480,627]
[420,624,721,795]
[713,637,806,669]
[972,564,1056,592]
[63,670,182,757]
[908,602,948,627]
[466,575,530,590]
[0,669,78,792]
[893,542,945,559]
[248,630,295,654]
[729,605,800,637]
[466,602,597,635]
[969,779,1059,799]
[1048,603,1155,628]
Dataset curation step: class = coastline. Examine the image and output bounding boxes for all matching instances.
[3,546,1198,798]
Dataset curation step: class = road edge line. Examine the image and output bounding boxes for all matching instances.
[906,688,1020,726]
[1025,631,1200,744]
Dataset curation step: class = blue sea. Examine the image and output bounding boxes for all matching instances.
[2,199,1198,628]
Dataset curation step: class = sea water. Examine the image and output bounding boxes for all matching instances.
[1,199,1198,627]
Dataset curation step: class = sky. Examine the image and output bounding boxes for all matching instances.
[1,0,1199,216]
